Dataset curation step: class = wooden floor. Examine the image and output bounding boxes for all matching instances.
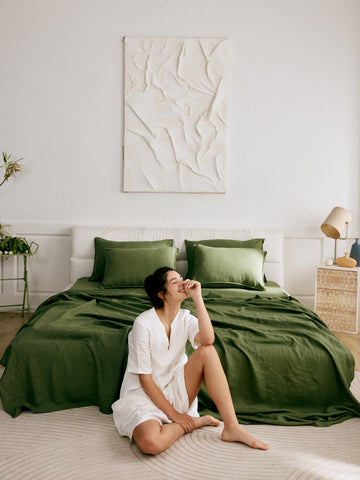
[0,313,359,370]
[333,331,360,371]
[0,312,30,360]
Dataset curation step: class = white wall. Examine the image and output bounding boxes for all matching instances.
[0,0,359,310]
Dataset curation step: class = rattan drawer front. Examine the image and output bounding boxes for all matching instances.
[316,288,357,312]
[316,268,358,292]
[316,307,358,333]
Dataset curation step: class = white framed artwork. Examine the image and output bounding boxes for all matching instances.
[123,37,229,193]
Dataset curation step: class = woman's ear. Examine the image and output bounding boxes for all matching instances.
[158,291,165,300]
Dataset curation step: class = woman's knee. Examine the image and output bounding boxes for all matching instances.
[135,434,164,455]
[196,344,218,361]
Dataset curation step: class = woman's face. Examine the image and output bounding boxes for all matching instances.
[162,270,189,302]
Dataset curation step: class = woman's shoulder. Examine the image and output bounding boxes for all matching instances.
[129,309,157,339]
[178,308,197,321]
[134,308,157,326]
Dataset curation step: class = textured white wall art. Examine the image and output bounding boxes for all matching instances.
[123,37,228,193]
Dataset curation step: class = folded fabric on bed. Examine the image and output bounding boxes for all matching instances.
[90,237,174,282]
[191,244,266,290]
[102,246,178,288]
[1,284,359,426]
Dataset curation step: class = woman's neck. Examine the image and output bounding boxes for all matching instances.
[156,302,181,325]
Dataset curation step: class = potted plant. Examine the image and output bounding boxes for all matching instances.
[0,235,39,256]
[0,151,39,255]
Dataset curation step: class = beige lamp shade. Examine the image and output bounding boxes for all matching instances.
[321,207,352,239]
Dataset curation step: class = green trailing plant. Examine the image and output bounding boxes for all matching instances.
[0,235,39,255]
[0,151,23,188]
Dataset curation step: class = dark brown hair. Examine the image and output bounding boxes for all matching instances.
[144,266,174,308]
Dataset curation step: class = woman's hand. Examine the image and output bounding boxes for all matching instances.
[139,375,196,433]
[183,279,202,299]
[171,411,196,433]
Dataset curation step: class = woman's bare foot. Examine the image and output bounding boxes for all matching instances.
[193,415,222,429]
[221,423,269,450]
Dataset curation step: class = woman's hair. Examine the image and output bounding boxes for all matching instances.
[144,266,174,308]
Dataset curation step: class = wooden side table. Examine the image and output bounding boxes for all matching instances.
[0,253,35,317]
[315,265,360,334]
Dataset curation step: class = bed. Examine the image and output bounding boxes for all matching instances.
[1,225,360,426]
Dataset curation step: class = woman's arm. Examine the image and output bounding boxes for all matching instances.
[184,280,215,346]
[139,374,195,433]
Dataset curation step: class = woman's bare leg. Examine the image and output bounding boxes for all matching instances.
[184,345,269,450]
[133,416,222,455]
[133,420,184,455]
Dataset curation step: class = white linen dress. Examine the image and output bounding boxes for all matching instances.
[112,307,200,439]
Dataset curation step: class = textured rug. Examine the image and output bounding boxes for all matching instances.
[0,371,359,480]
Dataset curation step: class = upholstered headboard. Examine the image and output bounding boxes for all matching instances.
[71,226,284,286]
[70,226,284,287]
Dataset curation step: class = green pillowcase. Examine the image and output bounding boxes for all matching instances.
[185,238,265,278]
[102,246,178,288]
[191,244,266,290]
[89,237,174,282]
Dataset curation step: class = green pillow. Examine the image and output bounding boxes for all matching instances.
[89,237,174,282]
[191,244,266,290]
[102,246,178,288]
[185,238,264,278]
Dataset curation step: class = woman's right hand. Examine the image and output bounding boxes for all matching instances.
[183,279,202,299]
[171,411,196,433]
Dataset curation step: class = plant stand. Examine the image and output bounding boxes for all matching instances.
[0,251,37,317]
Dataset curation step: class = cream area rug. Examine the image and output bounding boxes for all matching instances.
[0,372,360,480]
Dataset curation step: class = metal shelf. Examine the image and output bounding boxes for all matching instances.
[0,251,37,317]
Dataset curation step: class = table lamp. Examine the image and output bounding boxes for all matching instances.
[321,206,352,263]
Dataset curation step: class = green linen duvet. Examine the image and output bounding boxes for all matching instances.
[1,279,359,425]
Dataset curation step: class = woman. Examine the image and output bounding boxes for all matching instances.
[112,266,269,454]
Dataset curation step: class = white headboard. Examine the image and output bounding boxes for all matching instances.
[71,226,284,287]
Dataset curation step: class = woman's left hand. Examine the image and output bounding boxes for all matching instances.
[171,412,196,433]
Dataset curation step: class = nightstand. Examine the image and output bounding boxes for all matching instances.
[315,265,360,334]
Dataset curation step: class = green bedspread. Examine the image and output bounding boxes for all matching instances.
[1,279,359,425]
